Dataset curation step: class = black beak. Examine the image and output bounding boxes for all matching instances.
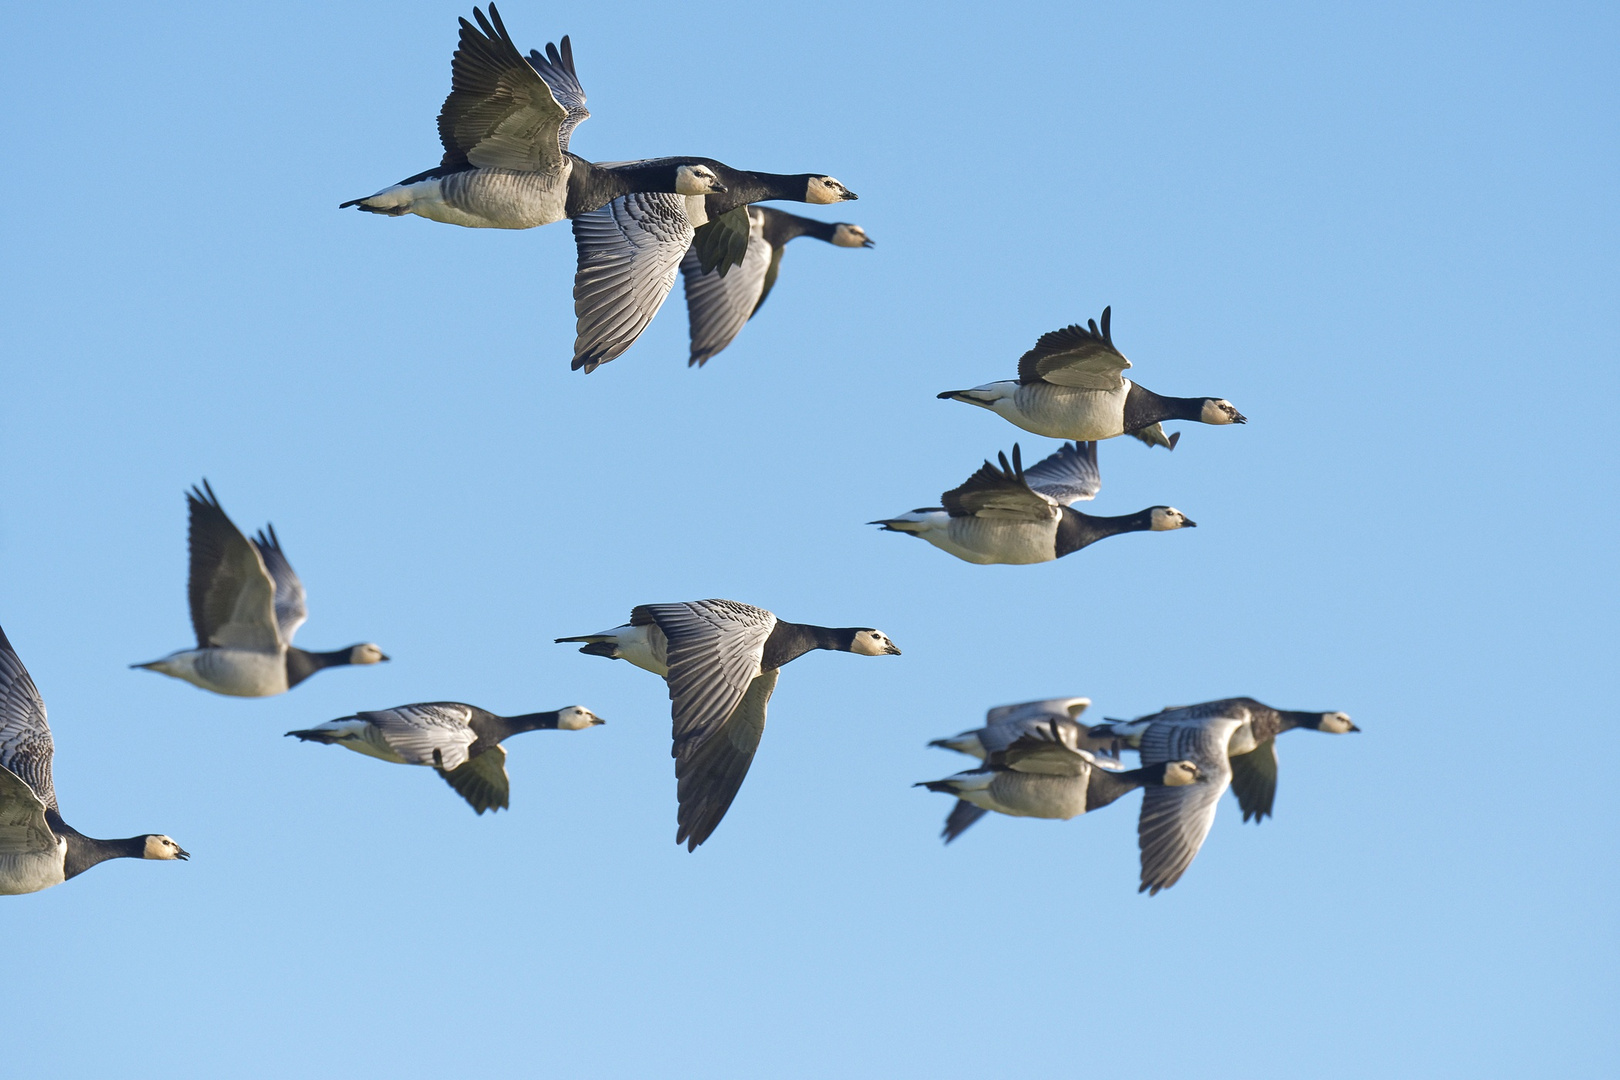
[378,653,392,662]
[175,848,191,860]
[711,182,728,193]
[1232,413,1248,424]
[592,718,607,726]
[861,238,875,248]
[1349,723,1361,732]
[886,643,903,656]
[1183,518,1198,527]
[845,191,859,200]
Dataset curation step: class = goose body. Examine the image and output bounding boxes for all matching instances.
[680,206,872,366]
[937,308,1245,449]
[929,696,1103,760]
[1091,697,1358,824]
[871,442,1195,565]
[558,599,900,849]
[288,702,603,814]
[132,482,387,698]
[917,723,1201,843]
[570,176,857,372]
[341,7,727,229]
[1,624,187,896]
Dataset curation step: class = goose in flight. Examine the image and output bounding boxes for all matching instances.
[1090,697,1357,824]
[340,6,727,228]
[569,179,857,372]
[937,308,1245,450]
[680,207,872,367]
[1,624,188,895]
[132,482,388,697]
[557,600,900,849]
[870,442,1195,565]
[1084,702,1258,894]
[928,697,1111,760]
[287,702,604,814]
[916,722,1201,844]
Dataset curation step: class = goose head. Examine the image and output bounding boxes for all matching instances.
[143,835,190,860]
[348,643,390,665]
[554,706,607,731]
[806,176,857,204]
[1161,760,1202,786]
[1312,711,1359,734]
[675,164,728,196]
[831,223,875,248]
[1148,507,1196,531]
[1200,399,1247,425]
[847,629,902,656]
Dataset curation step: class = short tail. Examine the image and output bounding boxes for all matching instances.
[936,389,1000,409]
[913,779,962,795]
[554,635,618,659]
[868,509,941,535]
[285,728,341,744]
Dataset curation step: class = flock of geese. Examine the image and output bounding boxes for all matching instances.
[0,5,1356,898]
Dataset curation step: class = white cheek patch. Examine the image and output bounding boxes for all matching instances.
[1201,399,1236,424]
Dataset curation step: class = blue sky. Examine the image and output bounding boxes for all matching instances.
[1,1,1615,1076]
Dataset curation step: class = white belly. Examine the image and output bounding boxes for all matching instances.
[412,169,570,229]
[932,517,1058,565]
[1000,382,1130,440]
[983,773,1088,819]
[148,648,289,697]
[0,842,67,895]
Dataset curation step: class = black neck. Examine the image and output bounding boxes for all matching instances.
[1055,508,1157,557]
[759,207,835,246]
[1085,762,1180,813]
[708,171,815,216]
[490,711,562,741]
[761,622,859,671]
[1123,384,1207,430]
[567,157,698,216]
[285,647,354,689]
[49,813,146,880]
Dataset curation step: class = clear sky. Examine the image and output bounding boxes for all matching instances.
[2,1,1615,1077]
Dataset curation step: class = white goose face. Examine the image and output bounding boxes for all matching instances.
[1162,761,1201,786]
[144,835,189,860]
[675,164,726,196]
[1200,398,1247,425]
[1149,507,1196,531]
[831,223,874,248]
[556,706,606,730]
[806,176,857,204]
[350,644,389,665]
[850,629,902,656]
[1317,711,1358,734]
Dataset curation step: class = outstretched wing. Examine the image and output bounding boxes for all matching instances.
[0,765,56,858]
[675,669,777,850]
[186,482,281,651]
[251,525,309,645]
[571,193,694,372]
[985,697,1091,726]
[524,36,588,153]
[940,445,1056,522]
[0,624,55,812]
[682,209,771,366]
[1016,308,1130,390]
[359,703,479,771]
[998,724,1093,777]
[438,746,511,814]
[1135,715,1240,895]
[1228,738,1279,823]
[1021,441,1102,505]
[644,600,776,753]
[438,5,568,173]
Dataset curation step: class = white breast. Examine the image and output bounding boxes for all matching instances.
[0,840,67,896]
[1002,382,1131,440]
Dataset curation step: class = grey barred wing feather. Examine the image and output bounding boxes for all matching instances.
[1136,715,1241,895]
[985,697,1090,726]
[439,5,569,174]
[524,36,588,153]
[0,625,55,812]
[1016,308,1130,390]
[941,446,1056,522]
[1228,737,1280,823]
[571,193,694,371]
[0,765,56,858]
[643,600,776,751]
[941,799,989,843]
[186,483,281,652]
[438,746,510,814]
[251,525,308,645]
[358,704,478,771]
[675,669,777,850]
[1021,442,1102,505]
[682,210,771,366]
